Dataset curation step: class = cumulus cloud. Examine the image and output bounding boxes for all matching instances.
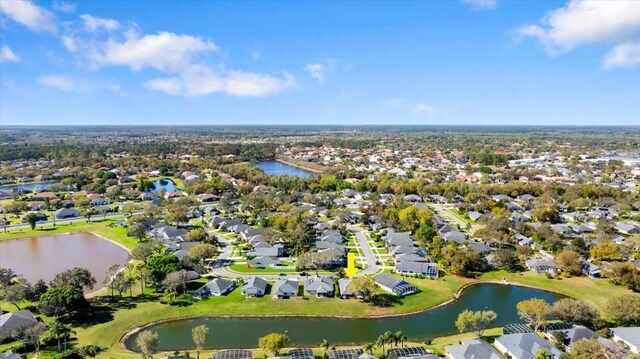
[87,30,297,97]
[36,75,75,91]
[144,66,297,97]
[0,0,56,33]
[514,0,640,68]
[460,0,497,11]
[305,58,338,83]
[80,14,120,32]
[0,45,20,63]
[91,31,218,72]
[603,42,640,69]
[53,1,76,13]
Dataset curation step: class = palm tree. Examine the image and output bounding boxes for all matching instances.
[376,331,394,356]
[395,331,407,348]
[50,320,75,351]
[321,339,330,357]
[364,342,376,355]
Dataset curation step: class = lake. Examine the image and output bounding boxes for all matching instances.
[151,178,180,193]
[0,181,57,192]
[0,232,130,289]
[253,160,314,178]
[123,283,564,351]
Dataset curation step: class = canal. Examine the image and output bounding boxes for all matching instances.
[124,283,564,351]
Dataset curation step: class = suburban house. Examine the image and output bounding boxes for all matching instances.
[387,347,438,359]
[193,278,236,299]
[526,258,559,274]
[0,350,20,359]
[54,207,80,219]
[494,333,561,359]
[615,222,640,235]
[327,349,363,359]
[374,274,417,296]
[581,262,601,278]
[611,327,640,354]
[445,339,503,359]
[272,280,298,299]
[545,325,600,348]
[395,261,439,278]
[241,276,268,297]
[338,278,355,299]
[0,310,38,341]
[304,275,335,297]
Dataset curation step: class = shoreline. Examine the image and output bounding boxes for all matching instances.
[273,157,324,174]
[119,280,568,353]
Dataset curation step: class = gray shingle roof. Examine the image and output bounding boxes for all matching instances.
[446,339,503,359]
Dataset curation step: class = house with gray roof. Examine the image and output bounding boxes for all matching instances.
[0,310,38,340]
[193,278,236,299]
[582,261,601,278]
[374,274,417,296]
[338,278,355,299]
[494,333,561,359]
[304,275,335,297]
[241,276,268,297]
[615,222,640,235]
[466,211,482,222]
[395,261,439,278]
[54,207,80,219]
[526,258,559,274]
[445,339,503,359]
[0,350,20,359]
[545,325,600,349]
[273,280,298,299]
[611,327,640,354]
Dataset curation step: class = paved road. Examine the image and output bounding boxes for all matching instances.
[429,203,480,234]
[208,226,381,280]
[348,225,379,277]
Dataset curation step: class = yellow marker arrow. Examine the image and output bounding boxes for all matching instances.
[344,252,358,279]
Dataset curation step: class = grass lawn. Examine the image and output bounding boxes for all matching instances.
[227,264,300,273]
[0,219,139,250]
[479,270,634,316]
[446,208,474,224]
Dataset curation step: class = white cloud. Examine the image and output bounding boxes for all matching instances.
[412,103,436,118]
[0,45,20,63]
[0,0,56,33]
[61,34,78,52]
[36,75,75,91]
[92,31,218,72]
[80,14,120,32]
[383,97,406,107]
[603,42,640,69]
[514,0,640,54]
[305,58,338,83]
[53,1,76,13]
[460,0,497,10]
[305,63,325,83]
[144,65,298,97]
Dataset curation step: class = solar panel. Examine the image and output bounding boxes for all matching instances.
[326,348,363,359]
[289,348,314,359]
[503,323,534,335]
[212,349,253,359]
[387,347,428,359]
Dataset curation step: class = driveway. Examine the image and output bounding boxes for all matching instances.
[348,225,379,277]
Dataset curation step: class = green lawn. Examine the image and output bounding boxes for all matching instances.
[0,219,139,250]
[446,208,474,224]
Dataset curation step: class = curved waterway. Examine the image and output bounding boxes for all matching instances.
[0,232,130,289]
[123,283,564,351]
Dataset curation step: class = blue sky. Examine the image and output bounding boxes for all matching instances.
[1,0,639,126]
